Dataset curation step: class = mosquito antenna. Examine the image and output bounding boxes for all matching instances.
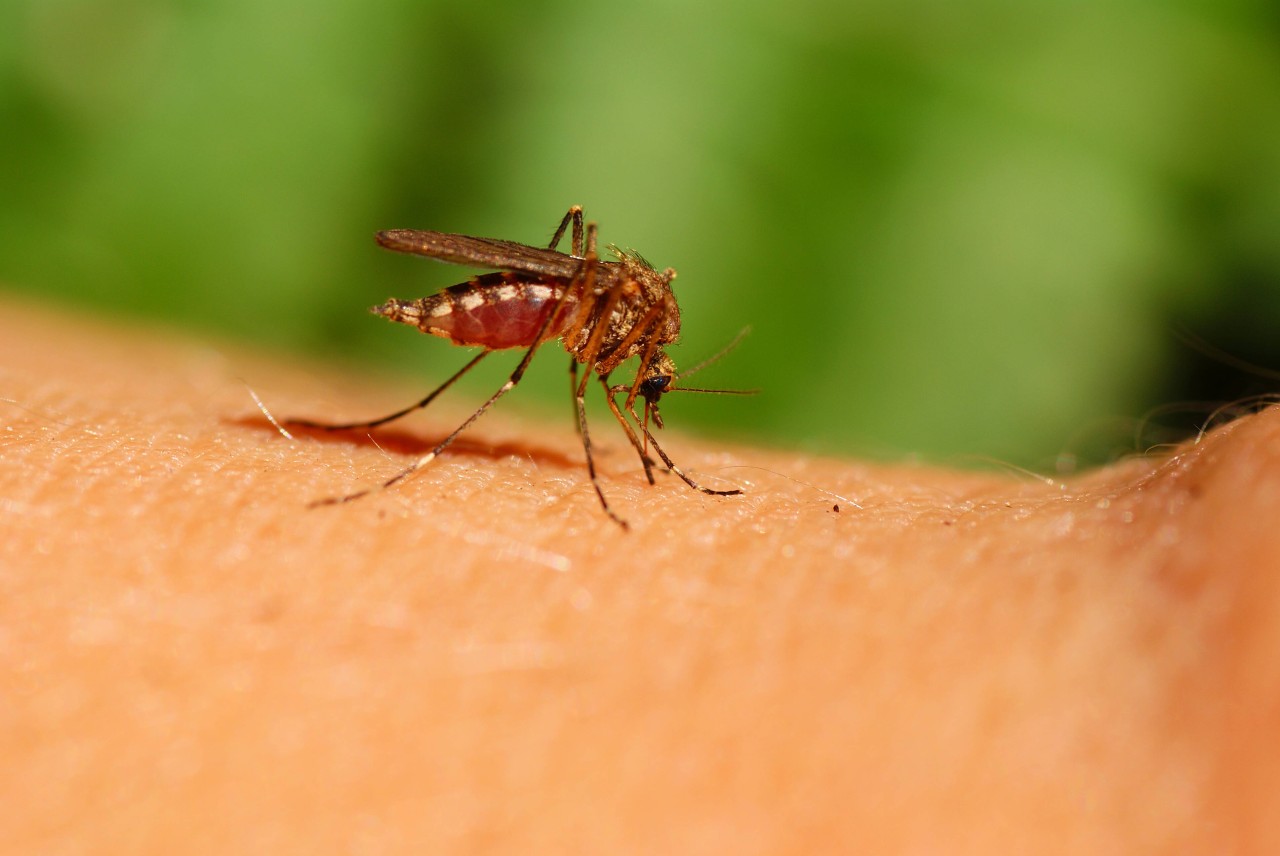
[611,382,759,397]
[677,326,752,381]
[667,385,760,396]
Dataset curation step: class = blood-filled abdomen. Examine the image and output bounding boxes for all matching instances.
[372,272,575,350]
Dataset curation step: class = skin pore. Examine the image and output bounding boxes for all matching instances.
[1,297,1277,853]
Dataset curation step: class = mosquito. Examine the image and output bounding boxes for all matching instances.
[288,206,744,528]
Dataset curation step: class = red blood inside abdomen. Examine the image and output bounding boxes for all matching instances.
[431,280,569,350]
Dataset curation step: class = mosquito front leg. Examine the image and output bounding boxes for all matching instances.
[287,351,489,432]
[629,406,743,497]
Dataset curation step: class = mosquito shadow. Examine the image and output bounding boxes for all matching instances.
[228,415,582,470]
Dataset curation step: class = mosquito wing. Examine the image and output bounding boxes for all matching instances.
[376,230,584,278]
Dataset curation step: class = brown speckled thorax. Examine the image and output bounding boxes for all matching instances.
[289,207,741,529]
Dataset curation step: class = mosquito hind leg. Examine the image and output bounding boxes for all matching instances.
[547,206,585,255]
[287,351,489,432]
[311,343,549,508]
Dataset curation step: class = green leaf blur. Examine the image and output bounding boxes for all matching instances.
[3,0,1279,468]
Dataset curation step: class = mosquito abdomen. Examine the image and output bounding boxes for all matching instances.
[372,271,574,350]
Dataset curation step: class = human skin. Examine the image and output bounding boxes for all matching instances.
[0,296,1276,854]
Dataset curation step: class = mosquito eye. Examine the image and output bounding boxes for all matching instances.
[641,376,671,399]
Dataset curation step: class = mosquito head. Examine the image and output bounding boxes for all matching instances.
[638,350,677,429]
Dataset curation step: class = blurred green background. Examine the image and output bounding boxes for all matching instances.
[3,0,1279,469]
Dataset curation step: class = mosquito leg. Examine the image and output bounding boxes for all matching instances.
[589,303,672,483]
[311,342,547,508]
[287,351,489,431]
[571,210,584,257]
[575,359,652,501]
[555,220,598,346]
[569,360,629,529]
[600,376,657,485]
[569,359,584,437]
[632,412,743,497]
[554,240,652,527]
[547,206,585,255]
[593,296,665,381]
[569,327,657,484]
[556,224,610,352]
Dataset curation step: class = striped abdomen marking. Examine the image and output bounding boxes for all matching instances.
[373,272,575,350]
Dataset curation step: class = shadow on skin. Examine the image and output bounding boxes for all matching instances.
[228,414,586,471]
